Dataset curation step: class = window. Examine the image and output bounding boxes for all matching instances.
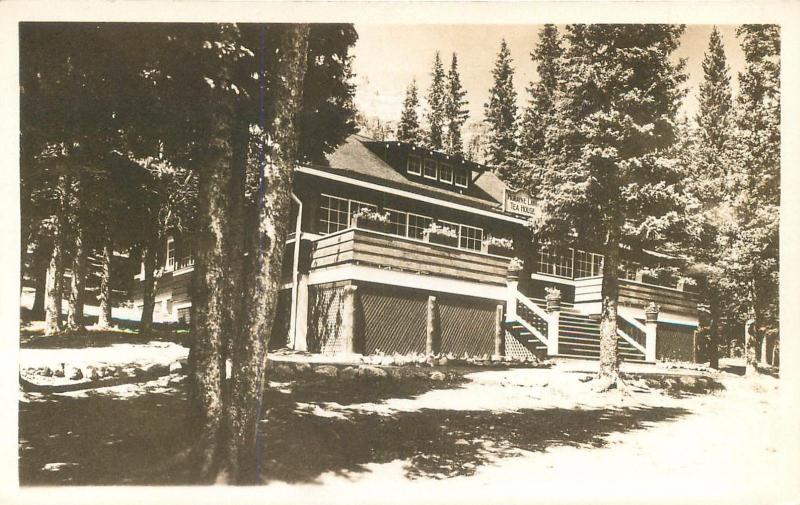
[165,237,175,270]
[454,167,469,188]
[438,163,453,184]
[407,213,433,240]
[349,200,377,219]
[177,239,194,270]
[319,194,350,234]
[438,220,460,236]
[537,246,573,278]
[407,155,422,175]
[423,158,438,179]
[459,224,484,251]
[574,249,603,278]
[386,208,408,237]
[620,260,640,281]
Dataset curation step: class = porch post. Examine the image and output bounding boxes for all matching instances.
[293,273,309,351]
[645,301,659,362]
[506,267,519,321]
[426,295,440,355]
[546,288,561,356]
[494,303,504,359]
[341,284,358,354]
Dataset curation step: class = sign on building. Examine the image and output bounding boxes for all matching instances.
[503,189,536,217]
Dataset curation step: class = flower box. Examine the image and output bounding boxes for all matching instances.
[482,235,514,257]
[427,233,459,247]
[352,208,389,233]
[423,223,459,247]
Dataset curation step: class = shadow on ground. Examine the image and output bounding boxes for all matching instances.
[19,374,690,486]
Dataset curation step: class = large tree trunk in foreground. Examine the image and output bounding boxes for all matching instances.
[66,225,86,331]
[43,228,64,335]
[97,239,113,328]
[31,243,49,319]
[597,235,621,387]
[224,24,310,483]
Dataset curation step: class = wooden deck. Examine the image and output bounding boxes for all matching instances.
[574,276,698,316]
[309,228,511,286]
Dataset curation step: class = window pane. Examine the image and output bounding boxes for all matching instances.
[319,194,350,234]
[408,214,432,239]
[423,159,437,179]
[386,209,408,236]
[407,155,422,175]
[454,168,469,187]
[439,163,453,184]
[459,224,483,251]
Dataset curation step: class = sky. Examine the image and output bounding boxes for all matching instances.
[351,24,745,126]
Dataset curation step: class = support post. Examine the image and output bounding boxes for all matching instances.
[293,273,309,351]
[341,284,358,354]
[506,266,520,321]
[645,301,659,362]
[426,295,440,355]
[545,287,561,356]
[494,304,504,359]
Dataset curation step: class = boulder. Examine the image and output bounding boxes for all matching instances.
[65,366,83,381]
[169,361,184,374]
[42,366,54,377]
[272,364,294,378]
[314,365,339,378]
[358,365,388,379]
[678,376,698,388]
[84,366,101,381]
[53,366,65,378]
[293,362,312,375]
[436,357,449,367]
[340,366,360,380]
[429,371,446,381]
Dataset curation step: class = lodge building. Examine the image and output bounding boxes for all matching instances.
[134,134,700,363]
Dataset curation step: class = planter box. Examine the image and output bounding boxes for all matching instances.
[427,233,459,248]
[486,244,513,257]
[353,216,388,233]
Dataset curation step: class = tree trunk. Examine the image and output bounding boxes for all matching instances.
[708,290,720,369]
[759,331,772,366]
[31,242,49,319]
[744,317,758,376]
[597,234,621,387]
[97,239,113,328]
[140,235,159,335]
[225,24,310,483]
[66,224,86,331]
[187,24,241,482]
[43,229,64,335]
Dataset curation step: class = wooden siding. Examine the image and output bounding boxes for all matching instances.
[574,276,698,317]
[310,229,510,286]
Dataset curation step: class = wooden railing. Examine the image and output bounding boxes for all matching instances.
[310,228,511,286]
[574,276,698,316]
[512,291,550,346]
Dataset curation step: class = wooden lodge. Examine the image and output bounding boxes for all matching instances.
[133,134,700,363]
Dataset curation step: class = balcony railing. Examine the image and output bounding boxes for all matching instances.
[310,227,511,286]
[574,276,698,316]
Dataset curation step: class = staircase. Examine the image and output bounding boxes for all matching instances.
[504,291,647,362]
[558,308,646,362]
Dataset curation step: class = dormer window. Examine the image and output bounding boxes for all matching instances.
[407,155,422,175]
[438,162,453,184]
[454,167,469,188]
[423,158,437,179]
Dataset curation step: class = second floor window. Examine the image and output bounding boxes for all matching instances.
[165,238,175,270]
[407,155,422,175]
[454,167,469,188]
[423,159,437,179]
[438,163,453,184]
[319,194,350,234]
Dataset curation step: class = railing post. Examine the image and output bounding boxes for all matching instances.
[645,301,659,362]
[293,272,309,351]
[494,303,504,359]
[426,295,440,355]
[341,284,358,354]
[545,287,561,356]
[506,265,520,321]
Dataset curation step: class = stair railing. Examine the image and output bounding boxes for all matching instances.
[507,290,551,348]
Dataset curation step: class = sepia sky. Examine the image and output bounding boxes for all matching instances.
[351,24,746,126]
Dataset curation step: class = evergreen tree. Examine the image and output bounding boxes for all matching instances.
[426,52,447,150]
[397,79,422,144]
[445,53,469,155]
[723,24,780,374]
[682,27,736,369]
[516,25,564,190]
[534,25,689,387]
[484,39,518,168]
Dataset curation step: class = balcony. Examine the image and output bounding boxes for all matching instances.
[574,276,698,316]
[309,228,511,286]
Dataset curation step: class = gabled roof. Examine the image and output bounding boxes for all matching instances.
[314,134,508,212]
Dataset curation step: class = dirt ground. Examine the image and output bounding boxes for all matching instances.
[17,350,792,504]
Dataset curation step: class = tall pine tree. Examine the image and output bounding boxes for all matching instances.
[445,53,469,155]
[397,79,422,144]
[519,24,564,166]
[484,39,518,168]
[534,25,689,387]
[723,24,780,374]
[426,52,446,150]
